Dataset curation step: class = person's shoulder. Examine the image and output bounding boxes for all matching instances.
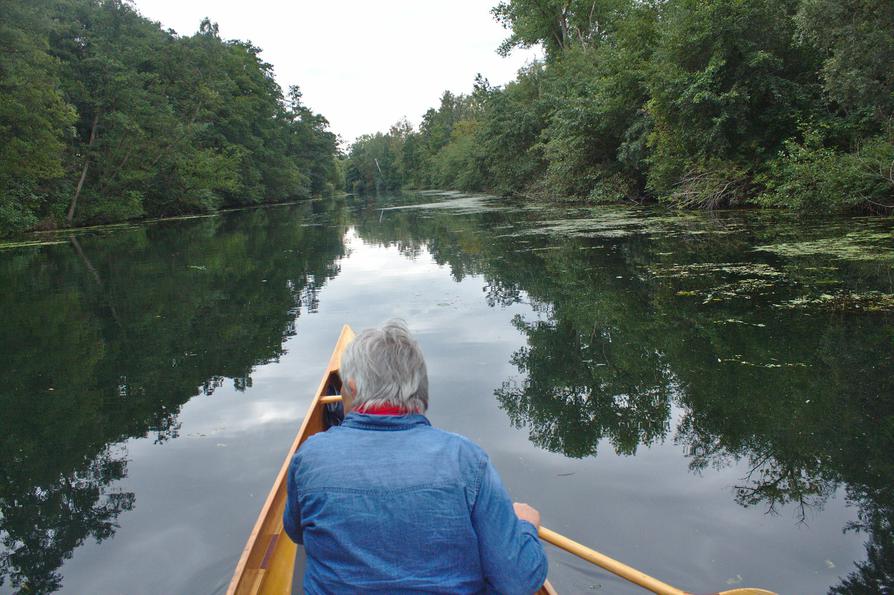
[424,427,494,500]
[426,426,489,462]
[294,425,344,459]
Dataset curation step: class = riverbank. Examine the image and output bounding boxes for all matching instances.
[0,197,345,250]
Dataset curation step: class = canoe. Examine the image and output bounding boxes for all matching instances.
[227,324,555,594]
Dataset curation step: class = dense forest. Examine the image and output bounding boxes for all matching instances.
[0,0,340,237]
[345,0,894,214]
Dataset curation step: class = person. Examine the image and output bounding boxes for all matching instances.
[283,320,548,594]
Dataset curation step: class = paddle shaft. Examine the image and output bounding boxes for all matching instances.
[538,526,689,595]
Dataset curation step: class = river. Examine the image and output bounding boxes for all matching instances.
[1,192,892,594]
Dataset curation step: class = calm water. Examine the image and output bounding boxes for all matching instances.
[1,194,892,594]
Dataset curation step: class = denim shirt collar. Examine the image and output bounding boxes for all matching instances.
[341,412,431,431]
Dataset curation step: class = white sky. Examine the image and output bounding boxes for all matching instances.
[133,0,542,147]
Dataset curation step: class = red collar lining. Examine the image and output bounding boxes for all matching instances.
[355,404,410,415]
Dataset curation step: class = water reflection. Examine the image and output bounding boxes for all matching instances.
[495,315,673,458]
[0,446,134,592]
[1,193,892,593]
[0,202,346,590]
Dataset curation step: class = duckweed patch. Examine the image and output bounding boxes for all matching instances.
[511,217,640,239]
[714,319,768,327]
[774,291,894,312]
[718,355,808,368]
[701,278,779,304]
[511,205,750,240]
[33,221,142,237]
[648,262,789,303]
[754,230,894,262]
[648,262,784,279]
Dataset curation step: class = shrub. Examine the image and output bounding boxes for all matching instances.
[758,133,894,213]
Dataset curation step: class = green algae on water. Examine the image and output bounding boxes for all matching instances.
[647,261,790,303]
[512,204,749,240]
[774,291,894,312]
[718,355,808,368]
[701,278,779,304]
[714,319,768,327]
[648,262,784,279]
[754,230,894,262]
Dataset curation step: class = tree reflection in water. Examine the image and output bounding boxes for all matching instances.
[353,195,894,594]
[0,447,134,592]
[0,203,347,590]
[495,316,673,458]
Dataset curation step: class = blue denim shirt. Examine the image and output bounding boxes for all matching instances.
[283,413,548,594]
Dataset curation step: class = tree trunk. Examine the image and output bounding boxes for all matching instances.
[67,112,100,225]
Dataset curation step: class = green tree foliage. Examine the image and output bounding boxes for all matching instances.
[758,0,894,213]
[346,0,892,214]
[413,91,481,188]
[491,0,631,59]
[478,67,549,195]
[0,0,77,233]
[645,0,821,206]
[285,86,341,197]
[757,127,894,213]
[344,71,549,197]
[538,1,657,201]
[0,0,339,236]
[795,0,894,130]
[345,133,400,194]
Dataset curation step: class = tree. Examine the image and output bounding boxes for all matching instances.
[477,65,549,195]
[0,0,76,232]
[492,0,632,59]
[796,0,894,130]
[645,0,821,207]
[0,1,340,236]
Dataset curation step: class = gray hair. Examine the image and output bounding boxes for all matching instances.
[340,319,429,413]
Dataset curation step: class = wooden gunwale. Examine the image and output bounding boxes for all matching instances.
[227,324,355,595]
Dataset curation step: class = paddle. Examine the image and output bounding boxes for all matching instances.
[538,526,776,595]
